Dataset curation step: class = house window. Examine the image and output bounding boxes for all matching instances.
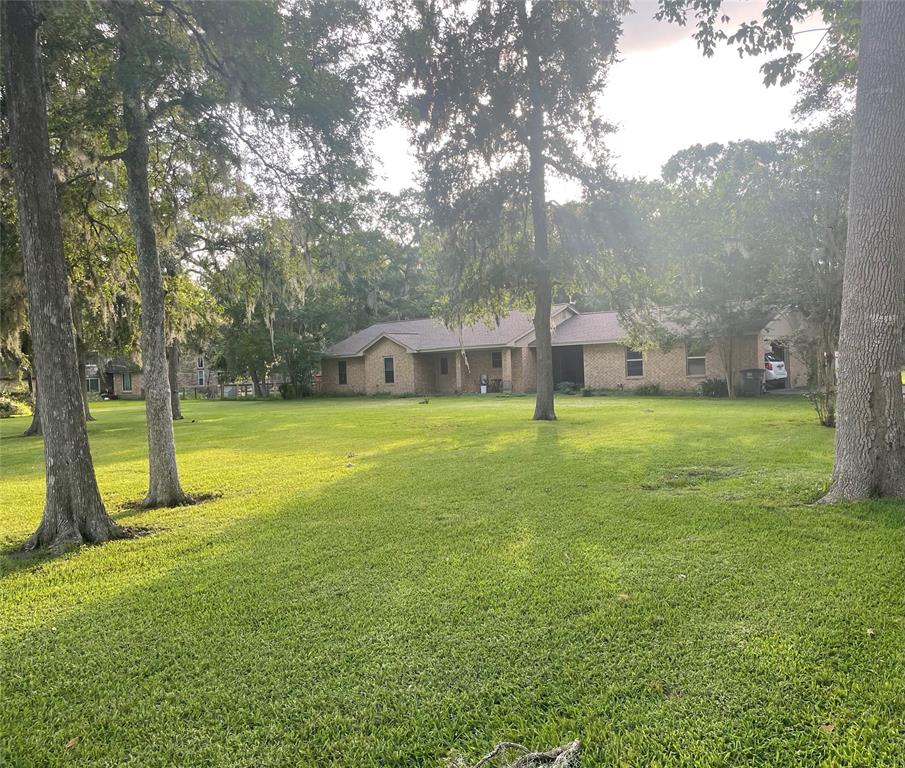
[491,350,503,368]
[197,369,205,386]
[338,360,348,385]
[686,342,707,376]
[121,373,133,392]
[384,357,395,384]
[625,348,643,377]
[86,377,100,393]
[439,356,448,375]
[197,356,204,369]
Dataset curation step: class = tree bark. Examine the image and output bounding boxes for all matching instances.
[524,2,555,421]
[167,340,183,420]
[822,1,905,502]
[2,0,123,550]
[251,368,264,398]
[22,370,42,436]
[718,336,736,399]
[115,2,191,507]
[23,399,42,437]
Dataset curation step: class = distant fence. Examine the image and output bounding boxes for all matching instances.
[180,382,281,400]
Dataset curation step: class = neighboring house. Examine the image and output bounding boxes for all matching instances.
[83,352,220,399]
[88,358,144,399]
[174,351,219,392]
[321,304,786,396]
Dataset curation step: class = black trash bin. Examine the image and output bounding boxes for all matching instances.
[739,368,765,396]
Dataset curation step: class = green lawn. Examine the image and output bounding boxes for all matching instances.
[1,396,902,767]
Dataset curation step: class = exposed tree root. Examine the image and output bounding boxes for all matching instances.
[22,408,41,436]
[452,740,581,768]
[139,493,197,510]
[24,520,127,554]
[121,490,220,512]
[16,524,153,557]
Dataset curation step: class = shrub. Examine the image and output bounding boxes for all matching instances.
[556,381,580,395]
[634,383,663,396]
[0,392,31,418]
[278,382,313,400]
[581,387,593,397]
[700,377,729,398]
[806,389,836,427]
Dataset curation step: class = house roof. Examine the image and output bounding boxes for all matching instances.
[325,304,777,358]
[546,310,625,346]
[104,358,141,374]
[324,305,574,357]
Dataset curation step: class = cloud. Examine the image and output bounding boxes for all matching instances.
[620,1,772,54]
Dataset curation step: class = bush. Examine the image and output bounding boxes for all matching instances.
[556,381,580,395]
[700,377,729,398]
[634,384,663,396]
[278,382,313,400]
[806,389,836,427]
[0,392,31,418]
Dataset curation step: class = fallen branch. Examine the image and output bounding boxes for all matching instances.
[453,740,581,768]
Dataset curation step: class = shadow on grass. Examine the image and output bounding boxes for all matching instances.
[2,412,903,766]
[0,525,158,579]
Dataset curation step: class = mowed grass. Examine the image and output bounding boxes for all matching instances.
[1,395,903,767]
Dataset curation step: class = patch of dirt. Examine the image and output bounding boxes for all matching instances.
[641,466,742,491]
[118,525,159,539]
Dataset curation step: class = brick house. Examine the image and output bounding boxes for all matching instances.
[174,351,219,394]
[85,358,144,399]
[85,352,218,399]
[320,304,794,395]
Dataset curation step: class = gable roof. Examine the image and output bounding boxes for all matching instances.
[546,310,625,345]
[324,305,573,357]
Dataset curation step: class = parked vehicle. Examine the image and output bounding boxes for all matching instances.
[764,353,787,389]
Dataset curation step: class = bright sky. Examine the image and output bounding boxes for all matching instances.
[372,1,824,199]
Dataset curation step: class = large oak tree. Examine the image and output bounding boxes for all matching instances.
[2,0,124,550]
[657,0,905,499]
[393,0,626,420]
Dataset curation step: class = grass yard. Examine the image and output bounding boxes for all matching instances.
[1,395,903,767]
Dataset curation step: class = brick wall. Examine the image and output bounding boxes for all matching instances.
[583,336,760,392]
[112,371,144,399]
[511,348,524,391]
[364,338,415,394]
[412,354,434,394]
[321,356,366,394]
[458,349,506,392]
[520,345,536,392]
[431,353,456,393]
[175,352,218,390]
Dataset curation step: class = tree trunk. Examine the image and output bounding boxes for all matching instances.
[822,0,905,502]
[251,368,264,398]
[524,3,555,421]
[76,340,95,422]
[22,370,42,436]
[115,2,191,507]
[167,340,183,420]
[23,399,42,437]
[532,270,555,419]
[2,0,123,550]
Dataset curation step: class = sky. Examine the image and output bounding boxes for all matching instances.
[372,1,825,199]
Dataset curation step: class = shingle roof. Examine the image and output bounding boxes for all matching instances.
[104,358,141,374]
[324,306,573,357]
[548,311,625,345]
